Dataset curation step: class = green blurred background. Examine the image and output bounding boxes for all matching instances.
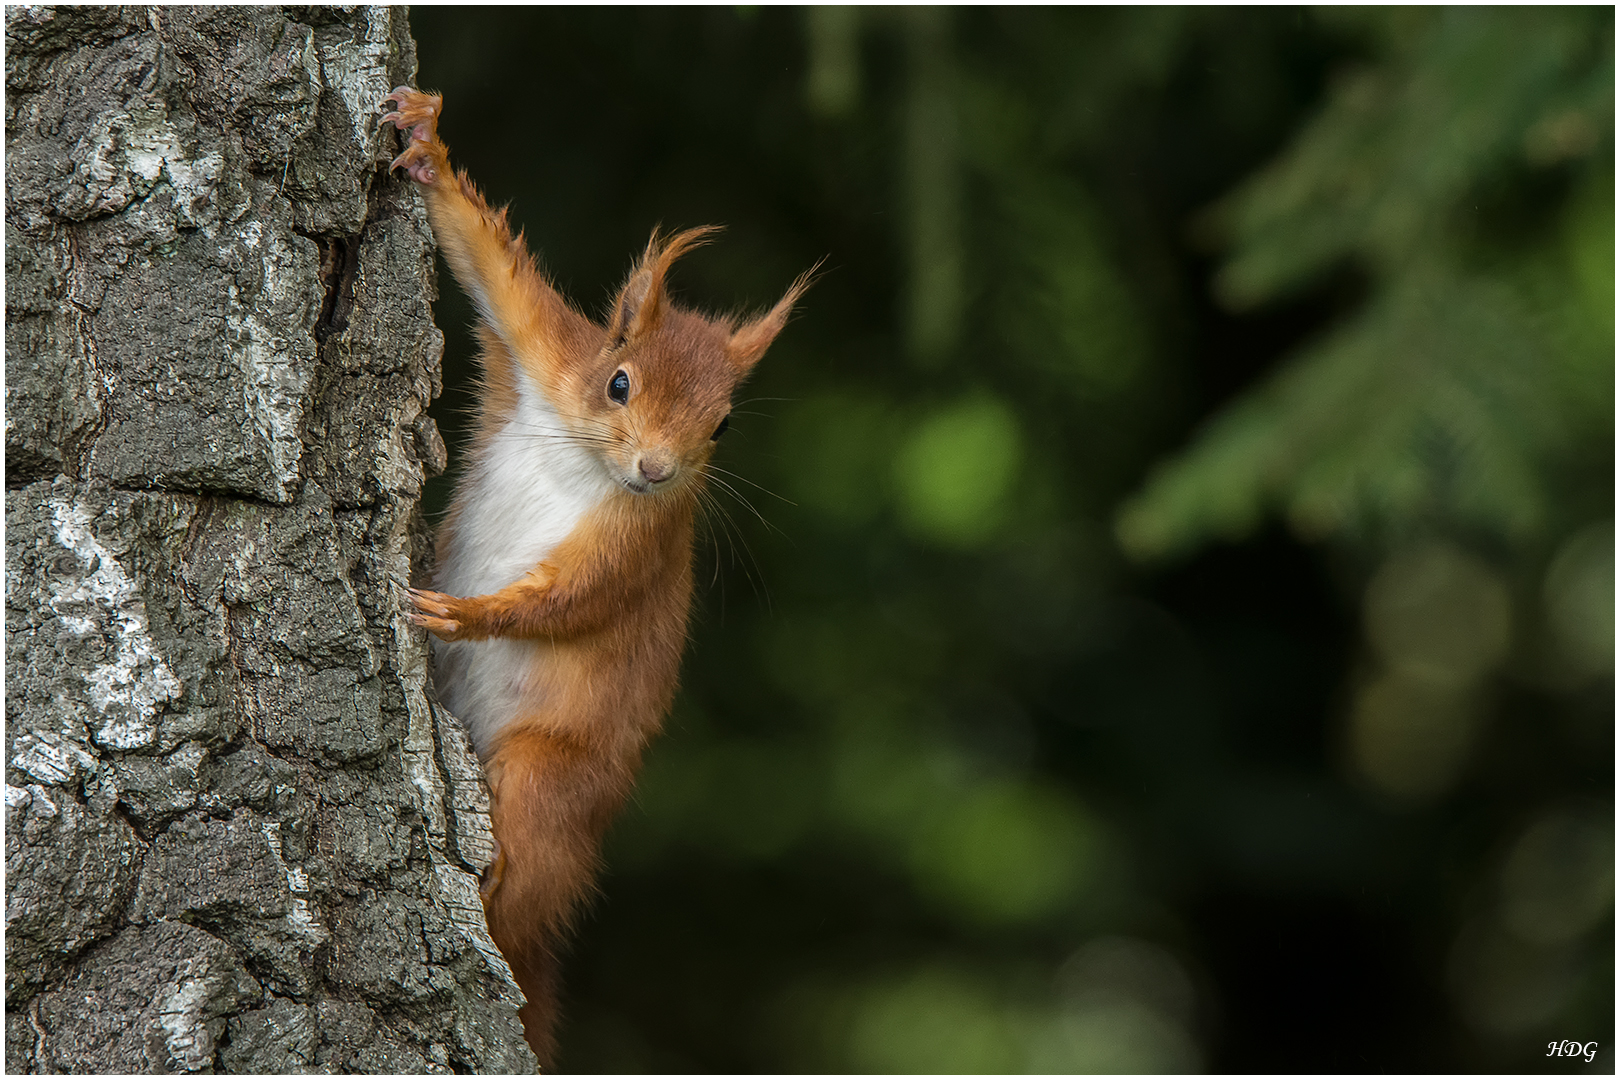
[408,7,1613,1073]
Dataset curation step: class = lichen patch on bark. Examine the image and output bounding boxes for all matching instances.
[47,494,182,750]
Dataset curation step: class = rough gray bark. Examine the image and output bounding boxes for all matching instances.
[5,6,537,1072]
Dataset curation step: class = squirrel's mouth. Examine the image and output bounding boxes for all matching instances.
[620,463,682,496]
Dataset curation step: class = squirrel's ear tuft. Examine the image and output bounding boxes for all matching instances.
[726,262,820,372]
[606,267,653,347]
[608,225,722,347]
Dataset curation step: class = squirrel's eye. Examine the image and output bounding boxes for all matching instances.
[710,414,730,441]
[608,370,630,404]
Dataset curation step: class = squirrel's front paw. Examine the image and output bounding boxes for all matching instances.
[379,86,443,184]
[406,587,473,641]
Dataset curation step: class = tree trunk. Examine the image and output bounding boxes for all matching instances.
[5,6,536,1072]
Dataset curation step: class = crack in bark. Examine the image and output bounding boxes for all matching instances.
[298,228,364,342]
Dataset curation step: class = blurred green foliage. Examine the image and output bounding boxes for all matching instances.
[1120,7,1614,558]
[412,7,1611,1073]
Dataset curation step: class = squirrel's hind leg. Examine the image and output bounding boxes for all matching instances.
[480,726,637,1068]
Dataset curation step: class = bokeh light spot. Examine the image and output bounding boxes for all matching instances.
[1449,918,1583,1035]
[1500,806,1614,945]
[1543,520,1614,678]
[1349,670,1477,802]
[893,394,1023,547]
[844,967,1020,1073]
[909,780,1096,924]
[1364,542,1512,684]
[1057,936,1198,1026]
[1024,1000,1202,1074]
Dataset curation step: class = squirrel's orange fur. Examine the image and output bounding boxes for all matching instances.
[380,87,810,1066]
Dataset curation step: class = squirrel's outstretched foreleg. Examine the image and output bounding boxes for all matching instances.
[380,86,597,379]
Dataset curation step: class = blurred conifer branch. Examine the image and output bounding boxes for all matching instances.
[1118,7,1614,561]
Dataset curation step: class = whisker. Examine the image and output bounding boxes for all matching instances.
[704,463,797,506]
[702,472,791,544]
[694,488,744,610]
[497,418,627,452]
[699,485,771,612]
[507,433,621,447]
[694,489,726,592]
[691,464,776,603]
[701,473,761,519]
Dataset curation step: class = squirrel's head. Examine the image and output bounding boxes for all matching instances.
[574,226,812,497]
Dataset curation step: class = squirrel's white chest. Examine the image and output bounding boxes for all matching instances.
[432,384,617,752]
[437,386,616,598]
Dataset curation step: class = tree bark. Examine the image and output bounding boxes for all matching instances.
[5,6,536,1072]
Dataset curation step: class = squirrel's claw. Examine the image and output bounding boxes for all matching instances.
[407,610,464,639]
[390,149,437,185]
[378,86,443,184]
[407,587,454,617]
[406,587,468,640]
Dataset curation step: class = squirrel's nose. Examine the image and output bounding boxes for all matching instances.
[638,455,674,484]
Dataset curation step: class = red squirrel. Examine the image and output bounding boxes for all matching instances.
[380,86,810,1065]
